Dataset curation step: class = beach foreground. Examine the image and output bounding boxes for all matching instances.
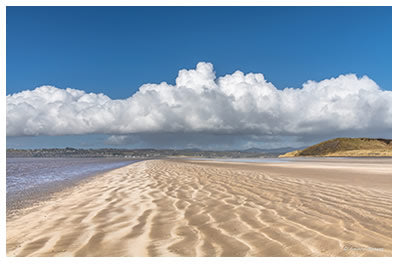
[6,159,392,256]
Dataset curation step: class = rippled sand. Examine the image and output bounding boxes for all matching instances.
[6,159,392,256]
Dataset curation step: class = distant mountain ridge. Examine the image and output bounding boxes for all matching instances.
[7,145,305,159]
[279,138,392,157]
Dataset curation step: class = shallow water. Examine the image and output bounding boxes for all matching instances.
[6,157,139,212]
[187,156,392,164]
[187,157,292,163]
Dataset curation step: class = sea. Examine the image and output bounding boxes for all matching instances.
[6,157,139,213]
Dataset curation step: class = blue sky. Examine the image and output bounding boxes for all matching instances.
[7,6,392,96]
[6,6,392,149]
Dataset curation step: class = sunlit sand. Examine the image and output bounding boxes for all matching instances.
[6,158,391,257]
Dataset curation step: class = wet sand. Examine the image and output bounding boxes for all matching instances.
[6,158,392,256]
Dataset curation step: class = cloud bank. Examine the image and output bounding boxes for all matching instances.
[7,62,392,142]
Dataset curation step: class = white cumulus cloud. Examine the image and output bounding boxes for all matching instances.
[6,62,392,139]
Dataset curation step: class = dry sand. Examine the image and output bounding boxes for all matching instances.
[6,158,392,257]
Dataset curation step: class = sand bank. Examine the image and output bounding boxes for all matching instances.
[7,159,391,256]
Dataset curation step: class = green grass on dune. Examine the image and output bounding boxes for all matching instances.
[299,138,391,156]
[280,138,392,157]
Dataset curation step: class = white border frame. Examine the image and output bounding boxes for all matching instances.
[1,1,397,266]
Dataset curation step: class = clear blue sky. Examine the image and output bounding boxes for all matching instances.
[7,6,392,99]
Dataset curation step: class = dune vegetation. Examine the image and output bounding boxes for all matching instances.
[279,138,392,157]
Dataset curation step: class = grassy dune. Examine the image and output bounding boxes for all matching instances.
[279,138,392,157]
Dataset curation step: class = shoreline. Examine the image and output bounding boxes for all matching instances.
[7,158,392,256]
[6,159,142,219]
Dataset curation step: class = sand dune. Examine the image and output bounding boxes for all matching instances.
[6,159,392,256]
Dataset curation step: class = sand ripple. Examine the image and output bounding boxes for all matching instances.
[6,159,392,256]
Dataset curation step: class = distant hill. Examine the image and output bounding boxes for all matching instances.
[279,138,392,157]
[6,147,278,159]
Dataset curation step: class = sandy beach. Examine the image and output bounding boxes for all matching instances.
[6,158,392,257]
